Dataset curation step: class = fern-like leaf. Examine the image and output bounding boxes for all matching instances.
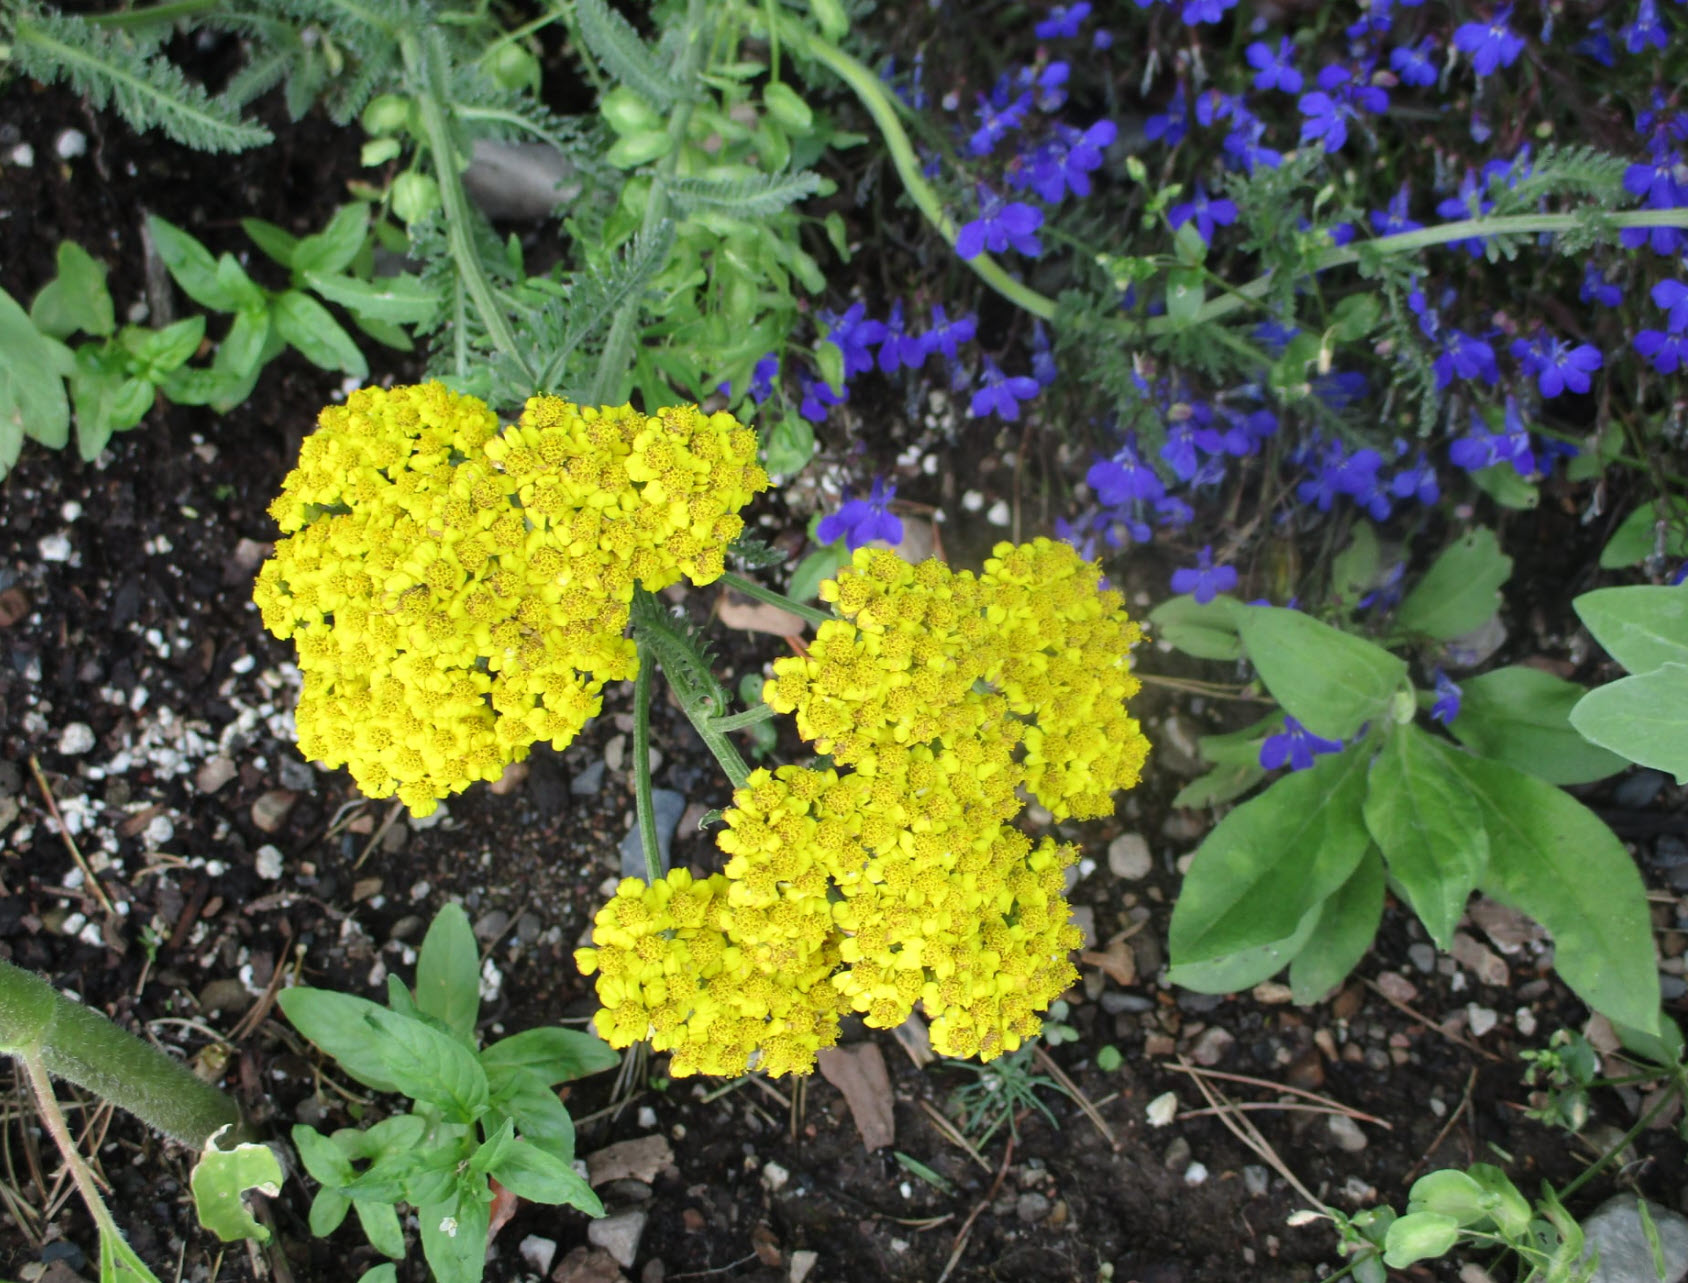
[668,170,824,219]
[11,13,272,153]
[536,222,678,395]
[574,0,681,109]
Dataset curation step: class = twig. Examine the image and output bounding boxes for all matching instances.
[919,1099,992,1174]
[1403,1066,1479,1184]
[1033,1045,1118,1151]
[1177,1056,1324,1210]
[1163,1062,1393,1128]
[1361,977,1503,1062]
[354,800,406,869]
[1176,1101,1384,1123]
[936,1135,1014,1283]
[28,754,115,916]
[667,1251,762,1280]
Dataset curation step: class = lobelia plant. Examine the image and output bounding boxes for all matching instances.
[0,960,281,1282]
[279,902,615,1283]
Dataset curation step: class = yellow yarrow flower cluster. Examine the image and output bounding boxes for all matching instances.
[576,538,1150,1075]
[254,382,766,815]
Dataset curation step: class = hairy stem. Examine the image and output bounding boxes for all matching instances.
[402,30,536,388]
[83,0,217,27]
[0,960,240,1148]
[631,640,663,883]
[19,1051,131,1253]
[720,571,830,627]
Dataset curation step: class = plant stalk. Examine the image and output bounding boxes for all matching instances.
[720,571,830,627]
[631,639,663,884]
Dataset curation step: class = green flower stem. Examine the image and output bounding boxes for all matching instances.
[19,1050,139,1265]
[686,708,752,790]
[402,30,536,389]
[773,16,1056,322]
[0,960,241,1148]
[631,639,663,884]
[82,0,217,27]
[630,591,752,792]
[1557,1066,1686,1202]
[719,571,831,628]
[707,703,777,733]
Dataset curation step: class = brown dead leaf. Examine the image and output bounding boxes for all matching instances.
[486,1176,521,1242]
[890,1011,934,1068]
[816,1042,894,1151]
[1081,936,1137,987]
[751,1220,782,1267]
[586,1134,674,1186]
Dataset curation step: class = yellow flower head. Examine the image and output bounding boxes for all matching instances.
[257,384,762,815]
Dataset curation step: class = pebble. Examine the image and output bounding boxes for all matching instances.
[571,759,607,796]
[1578,1193,1688,1283]
[199,978,253,1014]
[196,755,237,794]
[520,1236,558,1276]
[254,845,284,880]
[1451,932,1509,987]
[1183,1162,1209,1187]
[618,788,687,879]
[1408,943,1438,974]
[985,499,1011,527]
[409,801,449,830]
[1660,975,1687,1001]
[588,1210,648,1269]
[7,142,33,167]
[1162,1136,1192,1174]
[474,910,511,943]
[1176,990,1223,1014]
[1100,992,1154,1014]
[760,1161,789,1192]
[1515,1006,1538,1036]
[278,757,316,792]
[1613,769,1667,809]
[1015,1192,1050,1223]
[1108,832,1153,879]
[1146,1091,1180,1127]
[604,735,626,772]
[1467,1004,1499,1037]
[1069,904,1096,949]
[1326,1115,1368,1152]
[1375,971,1418,1003]
[1242,1165,1270,1198]
[789,1250,819,1283]
[250,789,297,834]
[38,533,72,562]
[1190,1026,1234,1066]
[54,129,86,159]
[57,722,95,755]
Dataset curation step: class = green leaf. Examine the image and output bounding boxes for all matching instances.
[292,1124,354,1186]
[1382,1212,1462,1268]
[277,988,403,1092]
[147,216,237,312]
[1165,267,1204,328]
[763,82,813,133]
[123,316,206,377]
[606,129,674,168]
[480,1027,619,1086]
[304,271,441,325]
[808,0,849,38]
[668,171,824,220]
[814,339,845,393]
[358,1267,399,1283]
[1406,1169,1489,1225]
[1435,747,1660,1033]
[1468,462,1538,510]
[789,543,849,604]
[1288,846,1385,1004]
[491,1068,577,1153]
[216,309,272,381]
[0,287,74,468]
[1466,1164,1532,1239]
[1234,605,1408,739]
[307,1186,351,1238]
[1362,725,1489,949]
[1600,501,1688,569]
[1393,528,1513,642]
[1329,292,1381,341]
[355,1198,407,1259]
[1171,760,1266,809]
[1148,594,1242,661]
[272,291,368,377]
[1573,585,1688,675]
[418,1188,493,1283]
[240,218,299,269]
[190,1130,282,1243]
[576,0,679,109]
[1168,746,1372,966]
[763,415,815,477]
[1331,521,1382,609]
[415,902,481,1046]
[600,85,663,135]
[1569,665,1688,783]
[99,1226,164,1283]
[470,1117,517,1176]
[70,353,152,461]
[214,255,267,313]
[293,204,369,278]
[490,1141,603,1214]
[1611,1011,1684,1069]
[31,241,115,339]
[1168,902,1320,993]
[1450,666,1627,785]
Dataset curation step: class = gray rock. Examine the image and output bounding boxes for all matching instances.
[57,722,95,755]
[1615,770,1668,809]
[1100,992,1154,1014]
[1660,975,1687,1002]
[571,759,607,796]
[587,1209,648,1270]
[199,978,253,1015]
[1162,1136,1192,1174]
[1580,1194,1688,1283]
[1408,942,1438,974]
[1015,1192,1051,1224]
[1326,1114,1368,1152]
[278,756,316,792]
[474,910,511,944]
[462,139,582,221]
[1191,1026,1235,1066]
[1108,832,1153,880]
[619,789,686,879]
[1242,1165,1270,1198]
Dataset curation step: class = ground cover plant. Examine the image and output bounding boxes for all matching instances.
[1,0,1688,1280]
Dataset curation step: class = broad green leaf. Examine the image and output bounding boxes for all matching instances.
[1569,665,1688,783]
[813,339,844,394]
[1331,521,1382,609]
[359,1267,399,1283]
[809,0,849,38]
[1406,1169,1489,1225]
[190,1130,281,1243]
[304,271,441,325]
[1573,585,1688,675]
[356,1198,406,1259]
[789,543,849,603]
[1466,1164,1531,1239]
[308,1187,351,1237]
[291,1125,354,1190]
[1171,759,1266,809]
[491,1142,604,1215]
[606,129,673,168]
[1383,1212,1462,1268]
[480,1027,619,1085]
[0,287,73,465]
[146,215,237,312]
[293,204,369,278]
[1394,528,1513,642]
[1600,501,1688,569]
[1449,666,1626,785]
[763,415,814,477]
[419,1188,492,1283]
[1362,725,1488,949]
[1148,594,1242,661]
[762,82,813,133]
[70,351,150,461]
[490,1068,577,1154]
[272,291,368,377]
[1434,747,1660,1033]
[1468,462,1538,510]
[416,903,481,1046]
[240,217,299,268]
[1168,746,1372,966]
[277,988,403,1093]
[31,241,114,339]
[1167,900,1320,993]
[1194,714,1283,767]
[600,85,662,135]
[1289,846,1385,1004]
[1234,605,1407,739]
[1165,267,1204,328]
[122,316,205,377]
[216,309,272,381]
[1611,1011,1684,1069]
[1330,292,1381,341]
[213,254,267,313]
[469,1117,517,1176]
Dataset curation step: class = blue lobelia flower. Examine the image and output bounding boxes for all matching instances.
[816,478,903,551]
[970,358,1041,420]
[821,302,886,379]
[919,305,978,365]
[1170,545,1239,604]
[749,353,779,403]
[968,91,1033,156]
[1298,63,1390,153]
[798,372,847,422]
[1620,0,1669,52]
[1580,264,1625,308]
[1511,333,1603,397]
[1651,279,1688,330]
[1167,182,1239,245]
[1634,329,1688,372]
[1453,6,1528,75]
[1035,1,1091,38]
[875,300,926,375]
[1432,329,1500,389]
[1370,182,1423,236]
[1246,37,1303,92]
[955,188,1044,260]
[1259,716,1345,771]
[1144,83,1189,147]
[1430,670,1463,724]
[1390,36,1440,86]
[1087,439,1166,505]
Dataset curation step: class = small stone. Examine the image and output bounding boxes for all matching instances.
[618,788,687,879]
[1015,1192,1050,1223]
[1613,770,1668,809]
[1466,1004,1499,1037]
[1162,1136,1192,1174]
[1146,1091,1180,1127]
[1326,1115,1368,1152]
[1331,983,1365,1020]
[1515,1006,1538,1037]
[588,1210,648,1269]
[1468,897,1544,955]
[789,1250,819,1283]
[1252,981,1294,1005]
[521,1236,559,1276]
[1242,1165,1270,1198]
[1578,1193,1688,1283]
[409,801,449,830]
[571,759,607,796]
[352,878,383,903]
[551,1245,630,1283]
[254,845,285,880]
[761,1161,790,1192]
[1100,991,1153,1014]
[38,533,72,563]
[8,142,34,167]
[54,129,87,159]
[1191,1026,1235,1066]
[1108,833,1153,879]
[1068,904,1096,949]
[1408,943,1438,974]
[985,499,1011,527]
[196,755,237,794]
[250,789,297,834]
[1659,975,1687,1002]
[474,910,510,943]
[604,735,626,773]
[199,978,253,1014]
[1451,932,1509,987]
[277,757,316,793]
[1144,1033,1177,1058]
[1183,1161,1209,1187]
[57,723,95,755]
[1375,971,1418,1003]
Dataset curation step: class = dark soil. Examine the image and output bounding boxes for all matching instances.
[3,65,1686,1283]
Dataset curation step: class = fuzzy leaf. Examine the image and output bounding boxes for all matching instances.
[1449,666,1626,785]
[1289,846,1385,1004]
[1234,605,1407,739]
[575,0,680,109]
[1573,585,1688,675]
[1569,665,1688,784]
[1394,528,1513,642]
